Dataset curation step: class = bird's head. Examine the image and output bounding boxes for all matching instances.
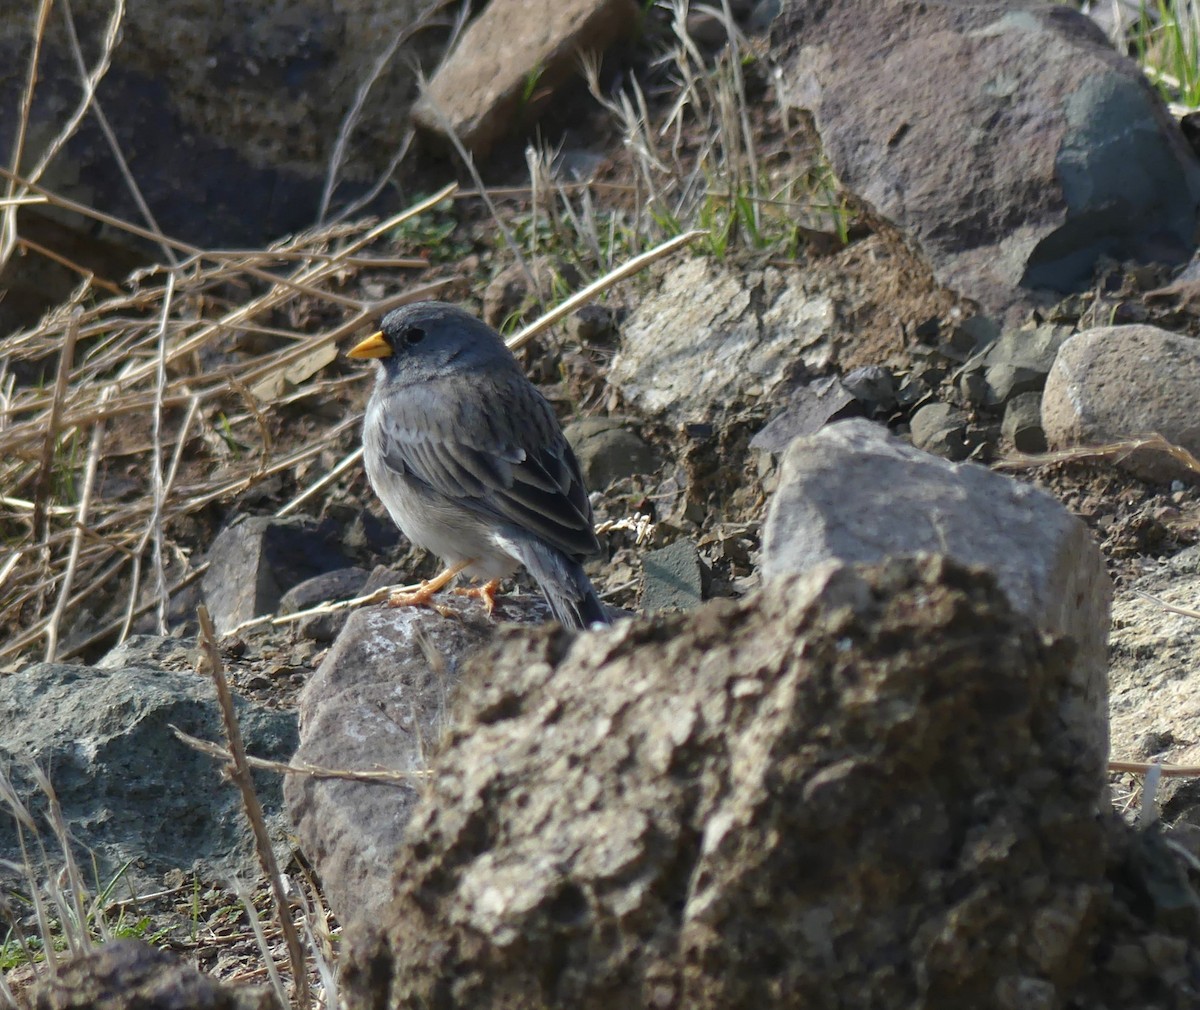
[347,301,511,383]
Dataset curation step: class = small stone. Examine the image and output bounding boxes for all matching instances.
[1002,391,1047,453]
[201,516,353,635]
[909,402,970,460]
[641,540,705,612]
[563,417,662,490]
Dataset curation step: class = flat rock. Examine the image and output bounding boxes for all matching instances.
[412,0,638,157]
[1042,324,1200,482]
[761,418,1111,773]
[772,0,1200,319]
[0,658,298,894]
[610,257,834,421]
[641,539,704,612]
[345,557,1197,1009]
[283,593,553,926]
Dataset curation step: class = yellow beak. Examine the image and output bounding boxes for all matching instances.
[347,330,391,359]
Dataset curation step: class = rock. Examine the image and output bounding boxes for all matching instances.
[563,417,663,490]
[345,558,1197,1009]
[1042,324,1200,482]
[960,323,1072,407]
[641,539,704,612]
[0,658,298,894]
[411,0,639,158]
[283,593,552,926]
[201,516,355,635]
[0,0,441,254]
[839,364,898,416]
[279,566,370,643]
[30,938,276,1010]
[610,257,834,421]
[909,402,970,460]
[761,418,1111,774]
[749,376,861,464]
[772,1,1200,320]
[1002,391,1047,453]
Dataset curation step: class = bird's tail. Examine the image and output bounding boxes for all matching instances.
[514,540,612,630]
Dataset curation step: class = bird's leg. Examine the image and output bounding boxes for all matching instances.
[452,578,502,616]
[386,559,472,613]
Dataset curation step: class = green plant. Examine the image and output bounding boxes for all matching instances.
[1130,1,1200,106]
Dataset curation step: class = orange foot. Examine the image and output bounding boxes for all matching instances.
[452,578,502,616]
[386,560,471,617]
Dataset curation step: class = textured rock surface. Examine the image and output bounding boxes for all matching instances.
[640,539,704,612]
[0,658,297,893]
[761,419,1111,773]
[610,257,834,421]
[29,938,276,1010]
[1042,324,1200,482]
[284,593,552,925]
[772,0,1200,319]
[345,558,1200,1009]
[412,0,639,157]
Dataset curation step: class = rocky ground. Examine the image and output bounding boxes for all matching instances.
[6,0,1200,1007]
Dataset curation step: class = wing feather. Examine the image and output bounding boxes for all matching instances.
[373,372,599,559]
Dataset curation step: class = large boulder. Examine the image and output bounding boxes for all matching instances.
[772,0,1200,319]
[761,418,1111,775]
[345,558,1198,1009]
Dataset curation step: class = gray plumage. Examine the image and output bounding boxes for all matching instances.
[354,301,610,629]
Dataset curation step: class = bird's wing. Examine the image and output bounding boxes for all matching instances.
[373,373,600,559]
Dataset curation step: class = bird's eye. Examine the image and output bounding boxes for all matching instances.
[401,326,425,346]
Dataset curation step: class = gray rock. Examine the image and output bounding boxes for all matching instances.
[610,257,834,421]
[0,660,297,893]
[201,516,354,635]
[411,0,639,158]
[840,365,898,416]
[773,1,1200,320]
[279,566,370,643]
[345,558,1176,1010]
[562,416,663,490]
[284,593,552,927]
[967,323,1073,406]
[909,401,970,460]
[761,418,1111,773]
[749,376,859,461]
[30,938,276,1010]
[1042,324,1200,482]
[641,539,705,612]
[981,363,1047,406]
[1002,391,1047,453]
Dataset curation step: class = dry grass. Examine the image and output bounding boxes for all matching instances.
[0,181,457,666]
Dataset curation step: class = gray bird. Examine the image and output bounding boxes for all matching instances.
[347,301,611,629]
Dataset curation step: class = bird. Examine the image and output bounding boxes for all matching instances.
[347,300,611,630]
